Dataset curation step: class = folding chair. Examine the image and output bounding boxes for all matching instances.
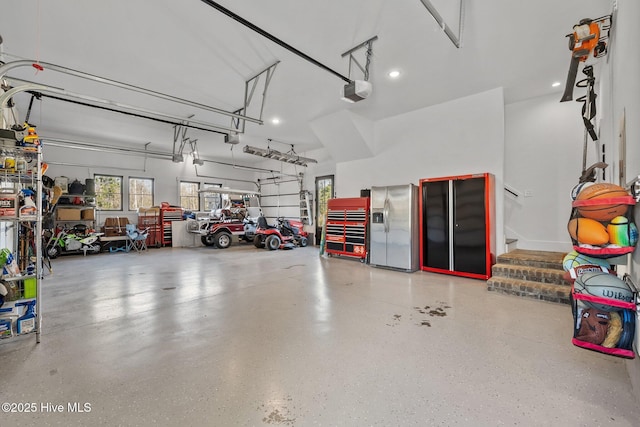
[125,224,149,252]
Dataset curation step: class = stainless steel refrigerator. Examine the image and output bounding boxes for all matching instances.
[369,184,419,272]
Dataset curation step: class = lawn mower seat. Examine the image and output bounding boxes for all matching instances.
[257,216,277,229]
[280,220,299,236]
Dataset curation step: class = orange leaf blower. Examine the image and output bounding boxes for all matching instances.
[560,16,611,102]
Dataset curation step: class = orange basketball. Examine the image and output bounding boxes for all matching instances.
[575,183,630,222]
[568,218,609,246]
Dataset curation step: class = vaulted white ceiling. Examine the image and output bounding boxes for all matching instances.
[1,0,611,164]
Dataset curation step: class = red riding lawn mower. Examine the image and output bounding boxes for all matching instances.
[253,216,309,250]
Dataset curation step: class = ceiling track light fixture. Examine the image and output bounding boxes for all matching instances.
[242,143,317,166]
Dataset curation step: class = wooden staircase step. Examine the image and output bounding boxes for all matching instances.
[487,277,571,304]
[495,249,566,270]
[491,264,569,286]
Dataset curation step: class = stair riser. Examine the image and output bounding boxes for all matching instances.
[487,286,571,305]
[491,266,568,286]
[488,250,569,304]
[487,281,571,305]
[494,257,564,270]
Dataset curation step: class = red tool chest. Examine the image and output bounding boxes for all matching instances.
[160,206,183,246]
[324,197,369,260]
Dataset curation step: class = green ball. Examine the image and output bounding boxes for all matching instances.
[607,216,639,247]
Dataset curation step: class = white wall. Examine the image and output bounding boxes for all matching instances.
[44,140,334,230]
[334,87,505,253]
[303,147,337,195]
[611,0,640,183]
[504,93,591,252]
[44,145,259,226]
[607,0,640,400]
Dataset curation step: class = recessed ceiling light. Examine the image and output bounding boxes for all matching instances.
[388,70,401,78]
[271,118,281,125]
[552,81,562,87]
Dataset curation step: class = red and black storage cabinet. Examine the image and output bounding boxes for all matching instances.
[419,173,495,279]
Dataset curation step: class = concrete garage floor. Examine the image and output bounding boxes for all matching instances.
[0,245,638,426]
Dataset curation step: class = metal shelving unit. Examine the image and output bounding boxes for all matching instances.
[53,195,96,231]
[0,145,43,343]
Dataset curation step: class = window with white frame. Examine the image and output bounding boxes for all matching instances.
[95,174,123,210]
[129,177,154,211]
[179,181,200,211]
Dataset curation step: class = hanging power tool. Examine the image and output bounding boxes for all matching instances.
[560,15,612,183]
[560,16,611,103]
[576,65,598,141]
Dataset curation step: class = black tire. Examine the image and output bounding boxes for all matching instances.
[254,235,265,248]
[201,234,216,247]
[47,244,60,259]
[215,232,232,249]
[298,236,308,247]
[265,235,281,251]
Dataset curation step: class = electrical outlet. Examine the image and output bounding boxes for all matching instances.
[524,190,533,198]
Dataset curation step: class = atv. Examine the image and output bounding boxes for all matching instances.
[253,216,308,250]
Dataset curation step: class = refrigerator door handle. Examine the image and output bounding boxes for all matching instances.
[383,199,390,233]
